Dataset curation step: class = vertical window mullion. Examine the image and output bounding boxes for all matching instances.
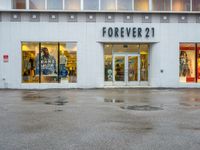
[190,0,192,11]
[195,43,198,82]
[63,0,65,10]
[99,0,101,10]
[80,0,83,11]
[132,0,134,11]
[58,43,60,83]
[45,0,47,10]
[39,43,41,83]
[115,0,118,11]
[170,0,173,11]
[149,0,152,11]
[26,0,29,9]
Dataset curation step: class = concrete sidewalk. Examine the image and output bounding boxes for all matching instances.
[0,89,200,150]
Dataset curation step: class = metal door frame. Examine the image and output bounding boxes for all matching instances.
[113,53,140,86]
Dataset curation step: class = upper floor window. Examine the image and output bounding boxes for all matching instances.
[152,0,171,11]
[65,0,81,10]
[12,0,26,9]
[134,0,149,11]
[117,0,132,11]
[192,0,200,11]
[30,0,45,10]
[47,0,63,10]
[84,0,99,10]
[173,0,190,11]
[101,0,116,11]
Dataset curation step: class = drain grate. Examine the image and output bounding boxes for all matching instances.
[121,105,163,111]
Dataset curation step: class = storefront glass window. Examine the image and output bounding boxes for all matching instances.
[117,0,132,11]
[197,44,200,82]
[30,0,45,10]
[140,44,148,81]
[13,0,26,9]
[179,43,196,83]
[60,43,77,83]
[65,0,80,10]
[39,43,58,83]
[152,0,171,11]
[22,42,77,84]
[47,0,63,10]
[104,44,113,81]
[101,0,116,11]
[192,0,200,11]
[134,0,149,11]
[84,0,99,10]
[22,42,39,83]
[173,0,190,11]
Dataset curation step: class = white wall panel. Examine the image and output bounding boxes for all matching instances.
[1,20,200,88]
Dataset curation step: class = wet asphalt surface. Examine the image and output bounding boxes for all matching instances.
[0,89,200,150]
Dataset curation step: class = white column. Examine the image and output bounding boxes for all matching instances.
[132,0,134,11]
[149,0,152,11]
[63,0,65,10]
[99,0,101,10]
[81,0,83,10]
[45,0,47,10]
[190,0,192,11]
[116,0,117,11]
[26,0,29,10]
[170,0,173,11]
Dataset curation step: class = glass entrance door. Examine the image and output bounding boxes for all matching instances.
[113,54,140,85]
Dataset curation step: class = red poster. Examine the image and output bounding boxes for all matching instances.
[3,55,8,63]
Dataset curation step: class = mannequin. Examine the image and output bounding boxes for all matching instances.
[60,52,68,78]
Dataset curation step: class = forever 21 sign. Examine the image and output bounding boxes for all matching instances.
[102,27,155,38]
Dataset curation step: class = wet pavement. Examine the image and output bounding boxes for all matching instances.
[0,89,200,150]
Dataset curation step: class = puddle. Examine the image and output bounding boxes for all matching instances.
[23,95,48,101]
[54,109,63,112]
[190,98,200,102]
[104,98,124,103]
[179,98,200,108]
[44,100,68,106]
[121,105,163,111]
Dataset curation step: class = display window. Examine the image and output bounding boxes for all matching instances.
[140,45,149,81]
[39,43,58,83]
[60,43,77,83]
[197,44,200,82]
[22,42,39,83]
[179,43,196,83]
[104,44,113,82]
[22,42,77,84]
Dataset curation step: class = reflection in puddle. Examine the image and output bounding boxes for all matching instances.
[179,98,200,108]
[44,100,68,106]
[23,95,48,101]
[121,105,163,111]
[104,98,124,103]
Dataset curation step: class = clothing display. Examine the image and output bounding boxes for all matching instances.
[60,54,68,78]
[36,54,56,75]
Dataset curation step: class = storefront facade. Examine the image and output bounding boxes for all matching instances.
[0,0,200,89]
